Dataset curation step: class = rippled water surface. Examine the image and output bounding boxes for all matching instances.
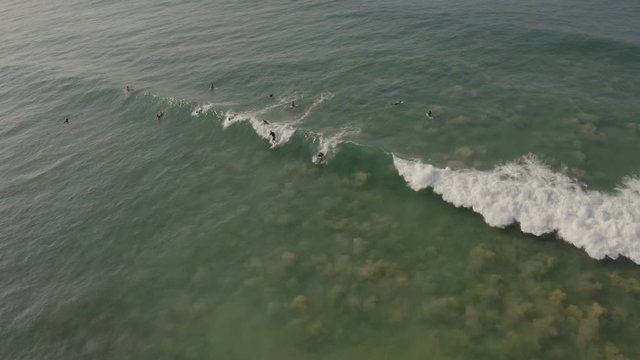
[1,0,640,358]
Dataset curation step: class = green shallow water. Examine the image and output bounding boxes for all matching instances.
[1,0,640,358]
[8,145,640,359]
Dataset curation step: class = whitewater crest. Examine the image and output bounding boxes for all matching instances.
[160,89,640,265]
[392,154,640,263]
[311,127,359,164]
[221,93,334,149]
[221,96,298,148]
[293,91,334,124]
[191,103,216,116]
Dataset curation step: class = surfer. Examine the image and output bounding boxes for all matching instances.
[262,119,270,125]
[156,111,165,120]
[290,101,296,109]
[393,99,404,106]
[426,110,433,119]
[209,83,215,92]
[64,118,69,124]
[315,151,325,164]
[269,130,277,143]
[269,94,273,98]
[125,86,132,93]
[195,106,203,114]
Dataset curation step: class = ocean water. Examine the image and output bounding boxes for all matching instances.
[2,0,640,358]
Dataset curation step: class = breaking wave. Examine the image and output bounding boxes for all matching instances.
[164,90,640,264]
[392,154,640,263]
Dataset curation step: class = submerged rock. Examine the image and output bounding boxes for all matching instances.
[352,238,367,255]
[387,302,409,324]
[578,316,600,343]
[345,294,360,309]
[456,146,475,159]
[588,302,607,320]
[326,284,346,304]
[276,214,294,225]
[281,251,298,267]
[464,305,483,330]
[468,245,496,272]
[306,321,325,337]
[362,295,378,311]
[577,274,603,295]
[420,297,459,319]
[357,260,396,281]
[503,300,535,326]
[609,273,640,295]
[566,304,584,320]
[604,342,627,360]
[290,295,308,312]
[353,171,369,187]
[550,289,567,304]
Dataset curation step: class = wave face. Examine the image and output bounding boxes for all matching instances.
[393,154,640,263]
[129,89,640,264]
[160,89,640,265]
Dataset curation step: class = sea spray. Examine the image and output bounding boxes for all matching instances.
[392,154,640,263]
[311,127,359,164]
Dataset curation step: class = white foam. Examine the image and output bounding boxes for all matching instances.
[191,103,215,116]
[311,127,359,164]
[293,92,334,124]
[220,93,333,148]
[392,154,640,263]
[222,105,296,148]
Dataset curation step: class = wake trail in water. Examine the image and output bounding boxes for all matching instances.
[293,92,334,124]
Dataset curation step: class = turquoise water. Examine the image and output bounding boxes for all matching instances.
[2,0,640,358]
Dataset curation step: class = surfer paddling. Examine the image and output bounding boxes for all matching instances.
[392,99,404,106]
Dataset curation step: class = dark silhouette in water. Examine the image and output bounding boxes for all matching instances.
[392,99,404,106]
[64,118,69,124]
[156,111,165,120]
[315,151,324,164]
[209,83,215,92]
[290,101,296,108]
[269,131,277,143]
[262,119,270,125]
[427,110,432,118]
[269,94,273,98]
